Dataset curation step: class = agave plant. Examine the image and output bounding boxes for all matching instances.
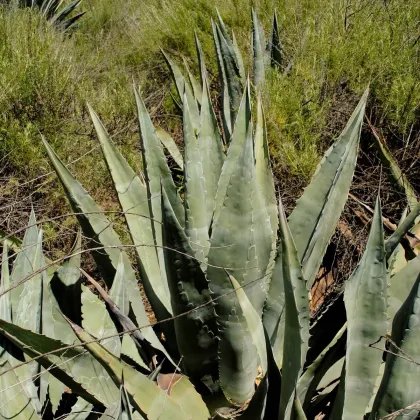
[1,9,420,420]
[8,0,84,31]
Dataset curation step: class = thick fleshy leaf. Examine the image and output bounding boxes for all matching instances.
[70,322,209,420]
[207,126,272,403]
[10,209,38,322]
[134,86,185,259]
[194,31,207,86]
[161,189,217,379]
[252,8,266,88]
[81,268,164,369]
[228,273,267,373]
[388,208,409,276]
[388,255,420,323]
[0,318,119,407]
[42,137,162,354]
[277,198,310,419]
[156,127,184,169]
[0,358,41,420]
[0,242,11,323]
[183,96,210,263]
[214,82,251,223]
[89,104,172,319]
[67,397,93,419]
[239,330,281,420]
[231,31,246,82]
[212,20,232,138]
[161,50,200,125]
[370,268,420,419]
[198,76,225,227]
[371,123,417,209]
[255,94,277,241]
[266,10,283,69]
[81,285,121,355]
[50,229,82,324]
[297,323,347,406]
[342,197,388,420]
[385,202,420,258]
[288,88,368,288]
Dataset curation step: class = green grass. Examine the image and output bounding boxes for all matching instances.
[0,0,419,231]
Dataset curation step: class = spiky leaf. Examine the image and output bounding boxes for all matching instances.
[288,88,368,288]
[342,198,388,420]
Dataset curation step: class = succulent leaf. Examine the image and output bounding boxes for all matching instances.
[70,322,209,419]
[288,88,368,288]
[252,8,266,88]
[42,137,161,354]
[388,255,420,323]
[10,208,38,322]
[89,104,172,319]
[214,82,252,223]
[228,273,267,373]
[198,75,225,227]
[183,95,211,264]
[277,198,310,419]
[370,267,420,419]
[161,188,217,379]
[342,197,388,420]
[156,127,184,169]
[266,10,283,69]
[0,318,119,407]
[207,127,271,403]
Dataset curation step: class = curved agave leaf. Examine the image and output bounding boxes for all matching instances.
[388,208,409,276]
[212,15,243,138]
[231,31,246,82]
[214,82,252,223]
[183,96,210,264]
[134,87,185,279]
[342,197,388,420]
[266,10,283,69]
[239,329,281,420]
[0,318,119,407]
[277,198,310,419]
[70,322,209,420]
[252,8,266,88]
[50,229,82,324]
[371,122,417,209]
[194,31,207,86]
[156,127,184,170]
[255,94,277,240]
[207,125,272,403]
[161,50,200,125]
[212,20,232,138]
[288,88,368,289]
[0,357,41,420]
[306,293,346,365]
[43,137,164,348]
[9,208,38,322]
[370,269,420,419]
[161,189,217,379]
[297,323,347,407]
[388,255,420,323]
[215,9,245,83]
[67,397,93,419]
[385,202,420,258]
[228,273,267,373]
[88,104,172,319]
[81,267,166,370]
[0,242,11,323]
[199,76,225,227]
[81,285,122,356]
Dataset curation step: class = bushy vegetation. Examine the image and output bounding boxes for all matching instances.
[1,0,419,180]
